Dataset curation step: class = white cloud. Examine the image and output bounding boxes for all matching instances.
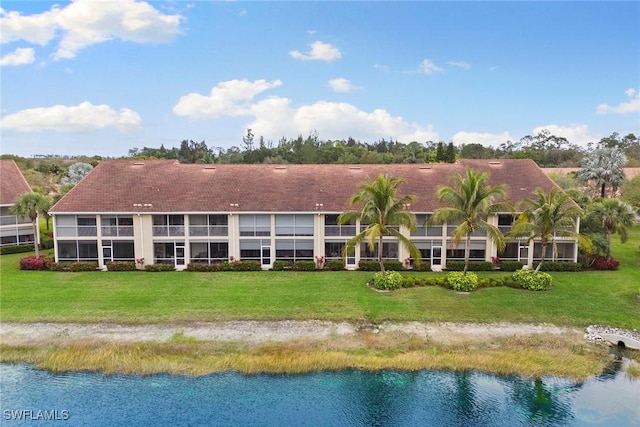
[452,131,514,147]
[173,79,438,143]
[419,59,443,74]
[532,124,598,146]
[447,61,470,70]
[0,101,142,132]
[328,78,358,93]
[173,79,283,118]
[0,0,183,60]
[289,41,342,62]
[596,88,640,114]
[0,47,35,66]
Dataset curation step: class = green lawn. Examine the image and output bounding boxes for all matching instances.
[1,228,639,328]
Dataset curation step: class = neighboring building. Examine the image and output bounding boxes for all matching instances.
[49,159,580,270]
[0,160,36,247]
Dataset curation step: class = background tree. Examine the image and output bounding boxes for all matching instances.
[430,168,509,275]
[621,175,640,213]
[577,147,627,198]
[338,175,420,272]
[62,162,93,185]
[586,198,635,258]
[509,187,588,273]
[9,192,52,257]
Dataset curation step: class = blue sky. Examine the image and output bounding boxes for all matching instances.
[1,1,639,157]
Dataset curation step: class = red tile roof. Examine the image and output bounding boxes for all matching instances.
[0,160,32,205]
[50,159,561,214]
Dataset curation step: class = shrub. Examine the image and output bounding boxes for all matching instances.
[499,261,524,272]
[230,260,261,271]
[105,261,136,271]
[40,235,54,249]
[401,276,417,288]
[592,257,620,271]
[358,260,380,271]
[293,260,316,271]
[49,262,98,272]
[532,261,581,272]
[186,263,212,272]
[326,259,344,271]
[0,244,35,255]
[383,260,404,271]
[446,272,479,292]
[411,261,432,271]
[372,271,403,290]
[272,260,293,271]
[445,261,492,271]
[513,269,553,291]
[19,255,52,270]
[144,264,176,272]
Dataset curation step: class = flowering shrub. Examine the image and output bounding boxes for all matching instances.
[19,255,53,270]
[512,269,552,291]
[314,255,325,269]
[592,257,620,271]
[372,271,403,290]
[136,258,145,269]
[446,272,479,292]
[106,261,137,271]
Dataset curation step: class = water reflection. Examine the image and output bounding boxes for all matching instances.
[1,364,638,426]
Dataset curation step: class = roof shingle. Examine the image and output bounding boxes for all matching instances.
[0,160,32,205]
[49,159,561,214]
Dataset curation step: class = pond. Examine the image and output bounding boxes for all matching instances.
[1,362,638,426]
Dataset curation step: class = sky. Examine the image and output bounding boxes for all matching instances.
[1,1,639,158]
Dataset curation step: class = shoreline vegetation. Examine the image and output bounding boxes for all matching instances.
[1,227,638,379]
[0,324,640,381]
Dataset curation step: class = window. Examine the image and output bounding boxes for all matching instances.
[360,242,399,260]
[324,215,356,237]
[498,214,515,233]
[447,241,486,260]
[58,240,98,261]
[275,215,314,236]
[498,242,519,260]
[189,215,228,237]
[411,214,442,237]
[153,241,185,264]
[275,239,313,261]
[102,240,135,261]
[55,215,97,237]
[325,241,346,259]
[101,216,134,237]
[414,241,432,261]
[152,215,184,236]
[239,239,269,260]
[447,222,485,237]
[77,216,97,236]
[239,215,270,236]
[533,242,575,261]
[190,241,228,264]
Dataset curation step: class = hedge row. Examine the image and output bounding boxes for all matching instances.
[1,244,35,255]
[185,260,262,272]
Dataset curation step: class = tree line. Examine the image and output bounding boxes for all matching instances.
[126,130,639,167]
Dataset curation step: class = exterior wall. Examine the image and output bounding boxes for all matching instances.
[0,204,35,247]
[51,211,579,270]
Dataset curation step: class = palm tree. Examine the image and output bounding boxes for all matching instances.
[509,187,588,273]
[430,168,509,275]
[338,174,420,272]
[577,147,627,198]
[9,192,52,257]
[586,198,635,258]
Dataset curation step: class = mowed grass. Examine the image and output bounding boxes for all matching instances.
[1,227,639,328]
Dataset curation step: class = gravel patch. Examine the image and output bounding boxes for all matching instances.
[0,321,583,346]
